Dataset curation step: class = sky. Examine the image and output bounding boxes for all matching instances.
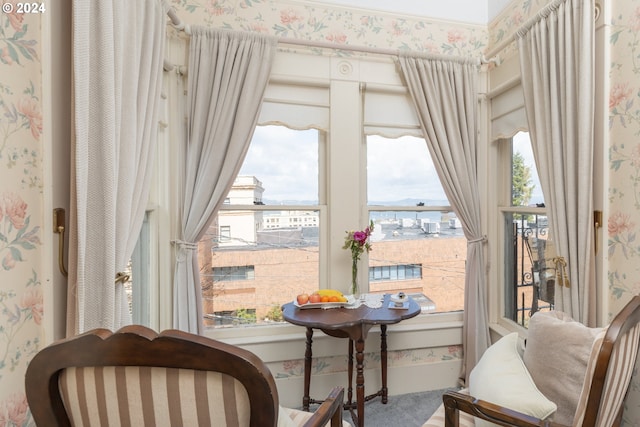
[239,126,543,205]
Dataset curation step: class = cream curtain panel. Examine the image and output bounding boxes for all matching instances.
[173,28,276,333]
[69,0,167,334]
[516,0,595,325]
[398,54,489,384]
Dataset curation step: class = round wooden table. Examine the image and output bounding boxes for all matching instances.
[281,294,421,427]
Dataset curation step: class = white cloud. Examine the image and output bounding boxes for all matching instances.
[240,127,448,203]
[367,135,447,202]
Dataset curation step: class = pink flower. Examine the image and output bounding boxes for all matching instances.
[0,393,29,426]
[205,0,224,16]
[0,47,13,65]
[280,9,303,25]
[510,11,524,26]
[389,20,408,37]
[2,252,16,270]
[325,32,347,44]
[447,29,465,44]
[609,83,632,110]
[353,231,368,245]
[21,288,43,325]
[17,96,43,140]
[282,359,302,371]
[608,212,635,236]
[343,221,375,255]
[6,4,24,32]
[2,192,28,230]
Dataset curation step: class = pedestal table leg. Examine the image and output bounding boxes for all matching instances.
[355,337,366,427]
[380,324,388,404]
[303,327,313,411]
[347,339,354,406]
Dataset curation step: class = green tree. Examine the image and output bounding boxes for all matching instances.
[512,152,534,207]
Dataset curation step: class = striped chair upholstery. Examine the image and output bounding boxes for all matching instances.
[421,295,640,427]
[421,389,475,427]
[59,367,252,426]
[573,322,640,427]
[26,325,345,427]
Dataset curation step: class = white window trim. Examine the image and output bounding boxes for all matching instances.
[155,47,467,339]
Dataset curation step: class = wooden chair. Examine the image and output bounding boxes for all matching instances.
[25,325,346,427]
[423,295,640,427]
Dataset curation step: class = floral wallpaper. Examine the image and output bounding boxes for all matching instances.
[0,2,43,426]
[609,0,640,423]
[170,0,488,57]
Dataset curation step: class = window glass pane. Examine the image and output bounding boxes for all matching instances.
[367,135,464,313]
[130,212,150,327]
[199,126,320,329]
[512,132,543,207]
[367,135,448,205]
[367,212,465,313]
[240,125,319,203]
[503,132,552,328]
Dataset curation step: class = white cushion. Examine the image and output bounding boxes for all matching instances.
[278,405,298,427]
[469,333,557,427]
[523,310,603,425]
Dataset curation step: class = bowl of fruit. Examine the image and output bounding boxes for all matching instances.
[294,289,355,309]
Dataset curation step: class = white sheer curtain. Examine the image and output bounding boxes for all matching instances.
[398,54,489,384]
[173,27,276,333]
[69,0,167,334]
[517,0,595,325]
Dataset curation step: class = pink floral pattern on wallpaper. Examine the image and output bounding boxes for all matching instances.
[0,192,41,271]
[1,7,42,190]
[271,345,462,380]
[0,393,31,427]
[610,1,640,424]
[1,6,43,426]
[0,4,38,64]
[171,0,487,57]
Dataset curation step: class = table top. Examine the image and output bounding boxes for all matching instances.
[281,294,421,335]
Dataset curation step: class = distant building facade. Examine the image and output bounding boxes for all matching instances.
[200,176,467,326]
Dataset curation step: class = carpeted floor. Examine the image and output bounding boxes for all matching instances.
[308,388,457,427]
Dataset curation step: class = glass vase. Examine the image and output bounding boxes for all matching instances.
[351,258,359,298]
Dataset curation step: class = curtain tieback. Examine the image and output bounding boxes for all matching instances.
[172,239,199,250]
[171,239,199,262]
[468,235,487,244]
[115,271,130,285]
[553,256,570,288]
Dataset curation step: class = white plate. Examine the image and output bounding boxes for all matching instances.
[390,292,409,303]
[294,295,356,309]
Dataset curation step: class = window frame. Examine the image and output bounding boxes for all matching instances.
[152,48,466,340]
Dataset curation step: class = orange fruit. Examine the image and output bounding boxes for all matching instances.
[329,296,339,302]
[321,296,329,303]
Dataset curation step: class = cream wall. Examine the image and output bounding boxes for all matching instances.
[0,5,44,425]
[608,0,640,422]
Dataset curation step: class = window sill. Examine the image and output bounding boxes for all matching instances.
[204,310,463,348]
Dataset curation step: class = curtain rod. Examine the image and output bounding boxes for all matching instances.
[483,1,601,63]
[166,7,492,65]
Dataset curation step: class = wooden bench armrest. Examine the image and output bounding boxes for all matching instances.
[443,391,566,427]
[302,386,345,427]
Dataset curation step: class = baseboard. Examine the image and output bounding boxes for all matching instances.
[275,358,462,408]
